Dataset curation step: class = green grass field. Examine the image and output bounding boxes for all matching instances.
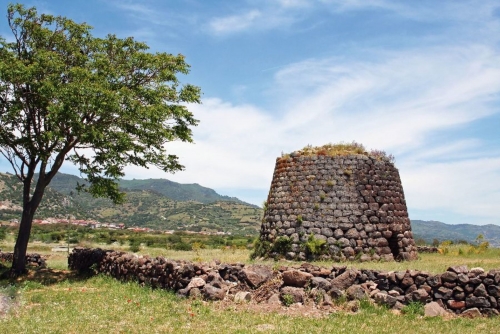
[1,242,500,333]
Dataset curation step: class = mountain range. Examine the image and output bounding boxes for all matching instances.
[0,172,262,235]
[1,172,500,245]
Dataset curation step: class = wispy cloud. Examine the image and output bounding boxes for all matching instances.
[123,38,500,220]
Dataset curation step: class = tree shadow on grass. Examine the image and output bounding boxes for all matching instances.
[0,262,93,286]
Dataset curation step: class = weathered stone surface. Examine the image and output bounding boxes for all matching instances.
[448,265,468,274]
[240,265,273,288]
[466,295,491,308]
[202,284,226,301]
[346,285,366,300]
[447,300,466,310]
[267,293,281,305]
[234,291,252,303]
[258,151,418,261]
[282,270,313,287]
[187,277,206,290]
[461,308,482,318]
[441,271,458,283]
[310,277,332,291]
[280,286,305,304]
[374,292,397,307]
[331,269,358,291]
[424,302,449,317]
[411,289,430,303]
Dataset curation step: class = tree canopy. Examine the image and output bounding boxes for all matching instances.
[0,4,201,275]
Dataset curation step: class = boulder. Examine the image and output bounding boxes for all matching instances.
[424,302,448,317]
[331,269,358,291]
[373,292,397,308]
[239,265,273,288]
[310,277,332,291]
[346,285,366,300]
[234,291,252,303]
[282,270,313,288]
[460,308,482,319]
[280,286,305,304]
[202,284,226,301]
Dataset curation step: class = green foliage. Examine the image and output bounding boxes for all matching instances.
[0,3,201,272]
[129,239,141,253]
[250,239,271,259]
[304,234,327,256]
[281,294,294,307]
[296,215,303,225]
[401,301,425,317]
[272,236,292,254]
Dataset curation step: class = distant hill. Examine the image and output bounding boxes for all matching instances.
[118,178,248,205]
[46,173,254,206]
[0,172,263,235]
[411,220,500,247]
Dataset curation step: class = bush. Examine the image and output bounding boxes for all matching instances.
[250,239,271,260]
[401,301,424,317]
[304,234,327,256]
[272,236,292,254]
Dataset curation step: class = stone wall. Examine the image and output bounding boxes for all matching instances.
[0,251,46,267]
[68,248,500,316]
[259,152,418,261]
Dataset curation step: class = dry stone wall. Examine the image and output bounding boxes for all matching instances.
[69,248,500,316]
[0,251,46,267]
[260,153,418,261]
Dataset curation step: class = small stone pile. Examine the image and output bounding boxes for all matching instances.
[0,251,46,268]
[69,248,500,317]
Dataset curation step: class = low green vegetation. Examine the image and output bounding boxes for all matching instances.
[1,238,500,332]
[281,141,395,163]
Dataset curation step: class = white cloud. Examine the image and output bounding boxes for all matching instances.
[122,40,500,217]
[209,10,263,34]
[401,157,500,223]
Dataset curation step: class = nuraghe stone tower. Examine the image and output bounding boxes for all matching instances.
[259,144,418,261]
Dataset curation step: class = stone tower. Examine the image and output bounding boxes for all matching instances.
[258,144,418,261]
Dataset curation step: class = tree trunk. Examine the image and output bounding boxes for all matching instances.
[11,205,36,276]
[10,183,45,277]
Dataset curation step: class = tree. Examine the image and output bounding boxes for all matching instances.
[0,4,201,275]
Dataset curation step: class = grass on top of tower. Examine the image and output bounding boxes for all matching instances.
[282,141,395,163]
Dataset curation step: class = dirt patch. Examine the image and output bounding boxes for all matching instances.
[0,290,18,317]
[214,298,340,319]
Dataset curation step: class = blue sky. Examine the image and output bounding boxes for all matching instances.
[1,0,500,226]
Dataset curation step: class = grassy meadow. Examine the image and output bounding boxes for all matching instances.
[1,238,500,333]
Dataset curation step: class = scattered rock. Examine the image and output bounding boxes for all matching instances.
[374,292,397,308]
[282,270,313,288]
[331,269,358,290]
[280,286,305,304]
[202,284,226,301]
[424,302,448,317]
[234,291,252,303]
[461,308,482,318]
[240,265,273,288]
[346,285,366,300]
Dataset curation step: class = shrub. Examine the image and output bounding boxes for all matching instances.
[282,294,294,307]
[250,239,271,259]
[401,301,424,317]
[296,215,303,225]
[272,236,292,254]
[304,234,327,256]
